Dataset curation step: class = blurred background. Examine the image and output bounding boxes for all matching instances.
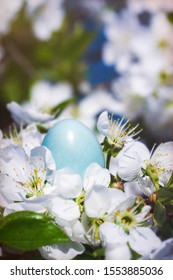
[0,0,173,147]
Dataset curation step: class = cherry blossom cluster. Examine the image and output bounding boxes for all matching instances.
[1,108,173,260]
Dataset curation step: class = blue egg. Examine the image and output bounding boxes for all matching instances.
[42,119,105,177]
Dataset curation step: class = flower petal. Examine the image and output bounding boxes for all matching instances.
[0,145,30,182]
[20,124,43,155]
[84,186,111,218]
[49,197,80,221]
[108,188,127,213]
[118,141,150,181]
[0,174,24,202]
[116,196,135,211]
[148,238,173,260]
[105,243,132,260]
[129,227,161,256]
[4,202,46,216]
[83,163,110,191]
[70,220,86,244]
[151,142,173,185]
[97,111,110,137]
[54,168,82,198]
[30,146,56,172]
[124,181,143,196]
[39,241,84,260]
[99,222,128,245]
[7,101,53,125]
[138,176,156,197]
[152,142,173,169]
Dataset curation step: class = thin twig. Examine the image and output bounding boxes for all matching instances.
[5,41,35,77]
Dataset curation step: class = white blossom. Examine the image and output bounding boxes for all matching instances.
[97,111,141,146]
[99,199,161,259]
[0,124,43,155]
[0,0,65,40]
[26,0,65,40]
[7,81,73,125]
[0,145,56,211]
[43,163,111,250]
[102,9,149,73]
[141,238,173,260]
[83,186,127,246]
[47,163,110,223]
[118,141,173,195]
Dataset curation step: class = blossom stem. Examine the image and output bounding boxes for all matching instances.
[106,152,111,169]
[165,171,173,187]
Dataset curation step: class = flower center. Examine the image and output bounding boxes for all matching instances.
[75,190,86,214]
[86,217,105,246]
[5,126,23,146]
[144,162,162,190]
[108,114,141,145]
[114,210,135,234]
[19,168,46,198]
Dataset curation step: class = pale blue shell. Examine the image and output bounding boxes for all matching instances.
[42,119,105,177]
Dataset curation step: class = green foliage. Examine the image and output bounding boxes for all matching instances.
[165,172,173,188]
[92,247,105,259]
[0,211,70,251]
[74,246,105,260]
[130,248,141,260]
[157,215,173,240]
[154,175,173,238]
[157,187,173,205]
[154,201,166,226]
[51,97,76,117]
[36,124,49,134]
[0,7,94,104]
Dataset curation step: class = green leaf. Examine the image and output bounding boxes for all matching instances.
[130,248,141,260]
[165,172,173,188]
[154,202,166,225]
[51,97,76,117]
[0,211,70,251]
[92,247,105,258]
[157,187,173,204]
[36,124,48,134]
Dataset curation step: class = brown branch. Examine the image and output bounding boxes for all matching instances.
[5,41,35,77]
